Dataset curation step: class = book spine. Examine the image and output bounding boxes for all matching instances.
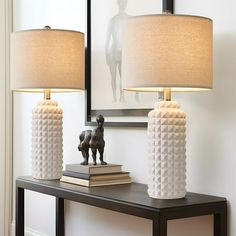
[60,176,89,186]
[65,164,122,175]
[65,166,89,174]
[63,171,90,180]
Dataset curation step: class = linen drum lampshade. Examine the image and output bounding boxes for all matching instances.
[122,15,212,92]
[11,29,84,92]
[122,15,212,199]
[11,28,84,180]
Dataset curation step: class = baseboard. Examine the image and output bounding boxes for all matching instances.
[11,223,50,236]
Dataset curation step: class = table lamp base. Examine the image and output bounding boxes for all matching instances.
[147,101,186,199]
[31,99,63,180]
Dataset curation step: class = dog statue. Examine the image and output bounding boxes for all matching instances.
[78,115,107,165]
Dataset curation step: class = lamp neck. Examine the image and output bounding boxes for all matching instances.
[160,0,174,103]
[44,89,51,100]
[162,0,174,14]
[164,88,171,101]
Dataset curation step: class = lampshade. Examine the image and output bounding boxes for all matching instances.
[122,15,213,92]
[11,29,84,92]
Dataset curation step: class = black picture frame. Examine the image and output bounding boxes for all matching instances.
[85,0,152,127]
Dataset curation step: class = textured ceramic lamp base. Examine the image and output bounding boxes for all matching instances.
[32,100,63,180]
[147,101,186,199]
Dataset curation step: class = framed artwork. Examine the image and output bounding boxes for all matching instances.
[85,0,161,127]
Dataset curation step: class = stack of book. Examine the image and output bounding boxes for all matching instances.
[60,164,132,187]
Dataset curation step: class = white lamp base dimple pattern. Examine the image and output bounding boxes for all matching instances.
[147,101,186,199]
[32,100,63,180]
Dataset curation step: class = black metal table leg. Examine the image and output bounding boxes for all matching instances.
[153,214,167,236]
[153,216,159,236]
[16,186,24,236]
[56,197,65,236]
[214,202,227,236]
[159,217,167,236]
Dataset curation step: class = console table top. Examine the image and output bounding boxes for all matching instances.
[16,176,226,211]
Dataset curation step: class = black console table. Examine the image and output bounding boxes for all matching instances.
[15,176,227,236]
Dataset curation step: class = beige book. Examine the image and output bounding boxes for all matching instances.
[65,163,122,175]
[60,175,132,187]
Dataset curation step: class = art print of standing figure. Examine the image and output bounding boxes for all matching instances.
[105,0,128,103]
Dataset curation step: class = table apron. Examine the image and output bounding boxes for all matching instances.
[16,181,157,220]
[160,202,227,220]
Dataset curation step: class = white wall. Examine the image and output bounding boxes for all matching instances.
[13,0,235,235]
[0,0,6,234]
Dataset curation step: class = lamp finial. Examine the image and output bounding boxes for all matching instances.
[44,25,51,29]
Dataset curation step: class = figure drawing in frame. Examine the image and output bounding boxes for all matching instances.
[105,0,129,103]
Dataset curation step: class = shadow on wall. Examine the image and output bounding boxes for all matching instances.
[177,34,236,235]
[213,33,236,236]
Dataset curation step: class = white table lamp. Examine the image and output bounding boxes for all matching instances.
[11,27,84,180]
[122,15,212,199]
